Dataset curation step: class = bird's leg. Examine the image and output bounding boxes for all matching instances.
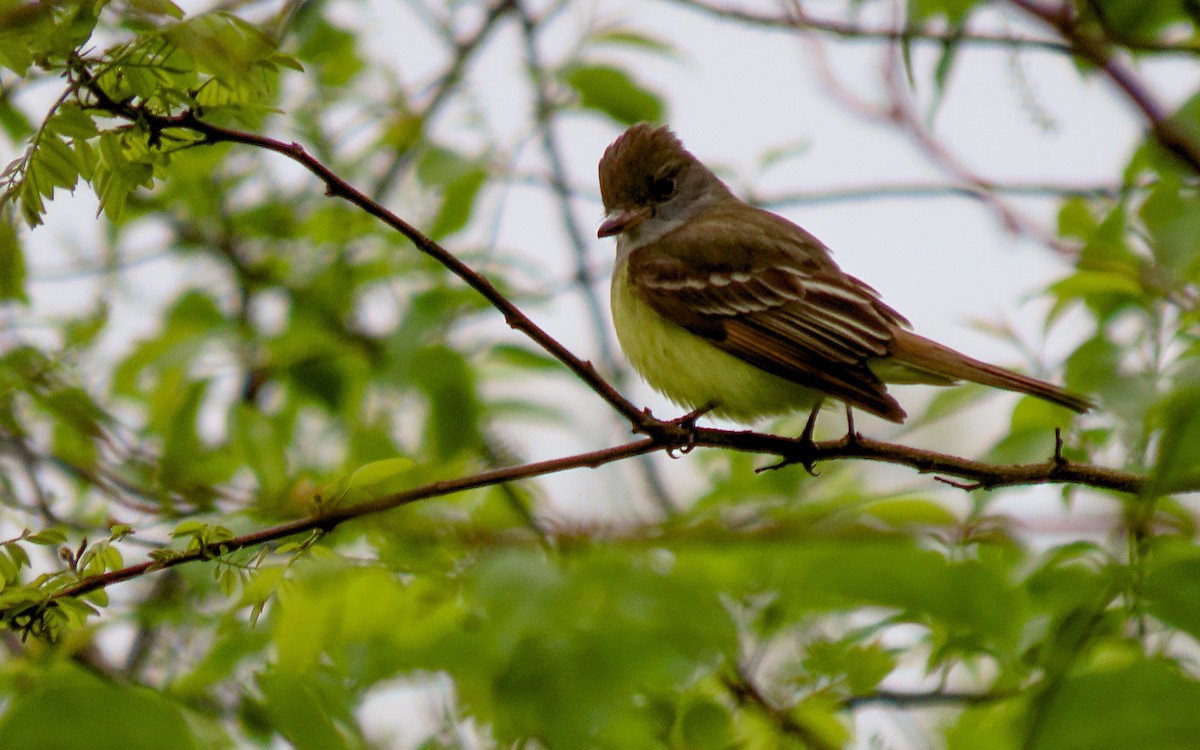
[799,398,824,446]
[844,405,858,445]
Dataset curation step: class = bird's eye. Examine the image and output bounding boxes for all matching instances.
[649,174,676,200]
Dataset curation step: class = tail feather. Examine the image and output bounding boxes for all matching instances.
[889,330,1091,414]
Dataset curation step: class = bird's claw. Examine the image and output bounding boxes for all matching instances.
[643,400,715,453]
[660,402,717,456]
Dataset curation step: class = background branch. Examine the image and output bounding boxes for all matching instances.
[671,0,1200,55]
[1008,0,1200,174]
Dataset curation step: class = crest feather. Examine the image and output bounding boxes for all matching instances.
[599,123,693,210]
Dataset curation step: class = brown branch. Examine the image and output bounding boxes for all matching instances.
[42,425,1156,605]
[1007,0,1200,175]
[669,0,1200,56]
[782,4,1076,255]
[721,669,841,750]
[877,33,1078,254]
[503,169,1126,212]
[693,427,1144,494]
[49,439,662,602]
[73,68,651,430]
[754,181,1127,207]
[369,0,518,201]
[843,688,1016,709]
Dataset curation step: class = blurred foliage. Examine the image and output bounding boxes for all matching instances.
[0,0,1199,748]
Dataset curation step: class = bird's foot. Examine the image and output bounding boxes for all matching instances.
[759,401,824,475]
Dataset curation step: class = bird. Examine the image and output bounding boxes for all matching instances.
[597,123,1090,427]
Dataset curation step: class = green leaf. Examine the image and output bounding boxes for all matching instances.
[346,457,416,495]
[233,404,289,502]
[157,379,208,485]
[803,638,896,694]
[413,146,488,238]
[62,304,109,348]
[4,541,29,570]
[946,697,1025,750]
[1049,269,1142,300]
[591,28,676,55]
[561,64,664,125]
[1145,555,1200,642]
[0,217,27,302]
[908,0,977,23]
[990,397,1078,464]
[466,549,733,747]
[915,381,989,424]
[35,135,81,193]
[1031,660,1200,750]
[287,354,360,412]
[0,549,19,585]
[257,671,351,750]
[296,20,364,87]
[1064,334,1122,396]
[1077,202,1140,270]
[859,497,958,527]
[679,538,1024,647]
[49,105,97,141]
[1082,0,1191,40]
[415,146,477,185]
[429,167,485,239]
[933,24,964,95]
[1058,197,1096,240]
[1139,176,1200,279]
[25,528,66,546]
[487,343,565,372]
[164,12,278,83]
[0,98,34,140]
[791,694,851,748]
[676,695,734,750]
[1151,381,1200,495]
[172,625,271,698]
[411,345,482,460]
[0,684,198,750]
[129,0,185,18]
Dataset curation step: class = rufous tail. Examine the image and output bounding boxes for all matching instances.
[890,330,1091,413]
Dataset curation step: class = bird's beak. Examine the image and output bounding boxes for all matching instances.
[597,206,650,238]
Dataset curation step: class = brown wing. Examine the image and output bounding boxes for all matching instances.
[627,210,909,421]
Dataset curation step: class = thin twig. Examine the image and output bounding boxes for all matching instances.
[721,668,841,750]
[843,688,1017,709]
[670,0,1200,56]
[369,0,518,201]
[1007,0,1200,175]
[50,438,663,601]
[75,70,651,429]
[784,0,1075,254]
[43,423,1159,604]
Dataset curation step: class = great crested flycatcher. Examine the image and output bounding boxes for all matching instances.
[598,123,1090,424]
